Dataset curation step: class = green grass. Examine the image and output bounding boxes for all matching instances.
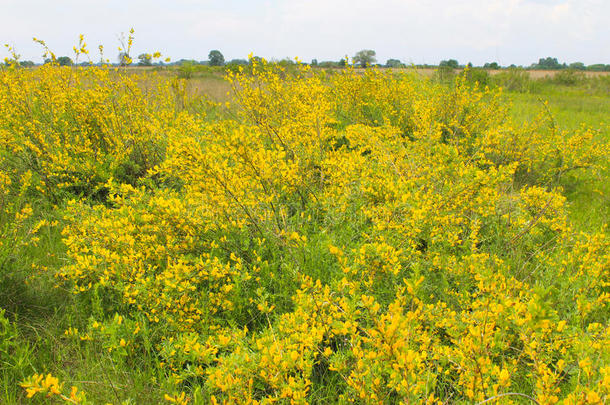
[508,83,610,233]
[509,88,609,133]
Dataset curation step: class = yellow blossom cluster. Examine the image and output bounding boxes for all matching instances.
[20,373,86,403]
[0,62,186,199]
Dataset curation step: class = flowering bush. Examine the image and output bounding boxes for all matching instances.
[1,55,608,403]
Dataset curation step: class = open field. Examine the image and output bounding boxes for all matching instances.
[356,68,610,78]
[506,70,610,79]
[0,63,609,404]
[125,65,610,79]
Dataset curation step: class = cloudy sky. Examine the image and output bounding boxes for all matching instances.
[1,0,608,66]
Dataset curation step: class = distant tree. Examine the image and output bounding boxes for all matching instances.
[536,57,562,70]
[138,53,152,66]
[315,61,333,68]
[484,62,500,69]
[467,62,473,68]
[175,59,199,66]
[56,56,73,66]
[20,60,35,67]
[385,59,404,68]
[569,62,585,71]
[337,58,347,67]
[586,64,610,72]
[311,59,318,66]
[228,59,248,65]
[208,50,225,66]
[439,59,459,69]
[353,50,376,67]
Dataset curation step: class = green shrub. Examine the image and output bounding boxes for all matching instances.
[551,69,583,86]
[492,68,532,92]
[177,61,197,79]
[460,67,491,87]
[434,65,456,83]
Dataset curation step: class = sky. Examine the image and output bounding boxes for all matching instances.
[1,0,608,66]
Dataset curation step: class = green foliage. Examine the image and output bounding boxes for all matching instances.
[317,61,336,68]
[439,59,459,69]
[385,58,404,68]
[551,69,583,86]
[277,58,295,68]
[0,310,17,364]
[1,308,33,402]
[208,50,225,66]
[569,62,586,70]
[492,68,533,92]
[586,63,610,72]
[534,56,565,70]
[227,59,247,66]
[353,49,376,67]
[56,56,73,66]
[177,61,197,79]
[434,65,456,82]
[460,67,491,86]
[138,53,152,66]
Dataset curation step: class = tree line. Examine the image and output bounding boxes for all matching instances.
[7,49,610,72]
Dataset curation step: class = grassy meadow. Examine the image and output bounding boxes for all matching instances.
[0,61,608,404]
[509,84,609,234]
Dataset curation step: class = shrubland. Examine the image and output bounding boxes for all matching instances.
[0,56,608,404]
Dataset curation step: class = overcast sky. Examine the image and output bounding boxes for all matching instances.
[1,0,608,66]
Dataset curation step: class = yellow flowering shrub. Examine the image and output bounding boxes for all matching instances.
[0,63,188,199]
[2,57,607,403]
